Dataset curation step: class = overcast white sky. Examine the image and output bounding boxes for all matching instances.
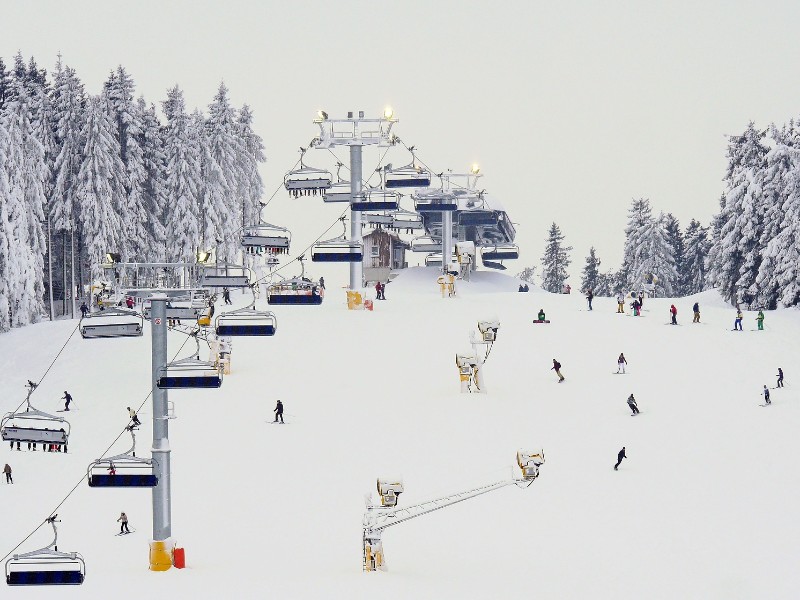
[3,0,800,278]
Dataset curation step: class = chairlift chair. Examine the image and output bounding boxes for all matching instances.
[156,333,223,389]
[215,308,277,336]
[323,162,355,203]
[241,223,291,255]
[390,209,424,231]
[80,307,143,339]
[482,244,519,270]
[311,217,363,262]
[413,190,458,212]
[362,211,394,227]
[384,149,432,189]
[284,148,332,197]
[351,189,399,212]
[200,264,250,288]
[5,517,85,585]
[410,236,442,253]
[1,385,70,452]
[87,426,158,487]
[266,255,324,305]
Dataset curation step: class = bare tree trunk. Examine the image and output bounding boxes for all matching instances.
[47,217,54,321]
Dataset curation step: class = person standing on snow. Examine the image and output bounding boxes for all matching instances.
[586,289,594,311]
[756,310,765,331]
[692,302,700,323]
[627,394,639,415]
[551,359,565,383]
[617,353,627,374]
[80,302,89,318]
[127,407,141,427]
[222,287,232,305]
[762,385,771,405]
[3,463,12,484]
[733,309,743,331]
[638,291,645,308]
[273,400,284,423]
[777,368,784,388]
[62,391,72,411]
[616,292,625,313]
[669,304,678,325]
[614,447,626,471]
[537,309,547,322]
[117,512,130,534]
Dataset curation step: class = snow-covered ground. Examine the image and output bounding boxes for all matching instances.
[1,267,798,599]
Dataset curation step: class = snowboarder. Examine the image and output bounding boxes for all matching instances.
[80,302,89,318]
[616,292,625,313]
[669,304,678,325]
[62,391,72,411]
[617,353,627,374]
[614,447,626,470]
[222,287,232,305]
[3,463,11,484]
[273,399,284,423]
[127,407,141,427]
[537,309,546,322]
[733,309,743,331]
[692,302,700,323]
[586,289,593,311]
[777,367,784,388]
[117,512,130,534]
[762,385,771,405]
[551,359,565,382]
[756,310,765,331]
[627,394,639,415]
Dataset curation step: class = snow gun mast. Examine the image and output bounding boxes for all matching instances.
[362,450,544,572]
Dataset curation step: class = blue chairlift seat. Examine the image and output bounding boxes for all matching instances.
[215,309,277,337]
[157,359,222,389]
[267,279,323,306]
[7,567,84,586]
[5,518,85,586]
[351,190,399,212]
[482,245,520,261]
[80,308,143,339]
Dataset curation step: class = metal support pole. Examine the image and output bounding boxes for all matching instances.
[349,144,363,290]
[150,295,171,542]
[442,211,453,275]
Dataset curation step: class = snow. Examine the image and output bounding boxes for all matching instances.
[1,268,799,599]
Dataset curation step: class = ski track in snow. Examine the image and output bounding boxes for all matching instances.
[0,268,798,599]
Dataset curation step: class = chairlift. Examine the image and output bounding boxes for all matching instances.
[459,210,497,226]
[323,162,355,203]
[157,333,223,389]
[413,190,458,212]
[80,307,143,339]
[241,223,291,255]
[200,263,250,288]
[482,244,519,270]
[87,426,157,488]
[410,235,441,253]
[384,148,432,189]
[215,286,277,336]
[1,383,70,452]
[390,209,424,231]
[351,189,399,212]
[311,217,363,263]
[5,516,85,585]
[143,296,203,321]
[284,148,332,197]
[266,256,324,306]
[362,211,394,227]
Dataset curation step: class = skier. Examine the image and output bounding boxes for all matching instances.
[614,447,626,471]
[125,296,134,309]
[222,287,232,305]
[762,385,771,405]
[537,309,546,322]
[627,394,639,415]
[777,367,784,388]
[62,391,72,411]
[80,302,89,318]
[616,292,625,313]
[638,291,645,308]
[692,302,700,323]
[319,277,325,291]
[756,310,765,331]
[733,309,743,331]
[586,289,594,311]
[3,463,11,484]
[117,512,130,534]
[616,353,627,374]
[631,299,641,316]
[127,407,141,427]
[273,399,284,423]
[551,359,565,383]
[669,304,678,325]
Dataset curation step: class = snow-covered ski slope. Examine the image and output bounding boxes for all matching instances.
[1,267,798,599]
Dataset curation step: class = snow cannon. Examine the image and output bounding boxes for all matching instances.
[377,479,404,507]
[456,353,478,393]
[477,319,500,342]
[516,450,545,481]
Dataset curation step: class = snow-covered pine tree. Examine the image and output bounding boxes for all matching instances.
[620,197,653,290]
[540,222,572,293]
[236,104,265,230]
[663,214,685,295]
[516,266,536,286]
[195,109,227,258]
[0,122,13,331]
[74,95,126,282]
[1,80,48,325]
[580,246,601,294]
[632,213,678,297]
[138,97,167,262]
[683,219,710,294]
[707,123,767,304]
[0,57,10,110]
[162,86,202,262]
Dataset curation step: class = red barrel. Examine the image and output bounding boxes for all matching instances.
[173,547,186,569]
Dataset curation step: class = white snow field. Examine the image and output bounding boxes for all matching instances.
[1,267,798,599]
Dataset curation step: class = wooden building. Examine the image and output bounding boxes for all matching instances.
[362,229,409,283]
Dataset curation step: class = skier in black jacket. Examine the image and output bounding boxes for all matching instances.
[614,447,626,470]
[273,400,284,423]
[777,368,784,388]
